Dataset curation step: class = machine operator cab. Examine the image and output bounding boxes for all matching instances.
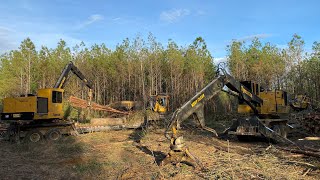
[149,94,169,114]
[290,94,311,111]
[237,81,290,118]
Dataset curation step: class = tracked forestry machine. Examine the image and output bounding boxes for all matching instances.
[161,66,293,167]
[289,94,320,134]
[1,61,93,143]
[149,94,170,114]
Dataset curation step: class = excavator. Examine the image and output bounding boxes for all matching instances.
[289,94,320,134]
[160,66,293,167]
[111,93,169,114]
[1,61,93,142]
[149,93,169,115]
[105,93,170,128]
[290,94,320,111]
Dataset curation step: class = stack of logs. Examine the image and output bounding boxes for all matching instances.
[302,113,320,134]
[69,96,129,116]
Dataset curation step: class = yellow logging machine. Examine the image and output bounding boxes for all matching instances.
[161,66,293,167]
[1,61,93,142]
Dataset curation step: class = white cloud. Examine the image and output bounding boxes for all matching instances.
[21,33,81,52]
[236,34,272,42]
[112,17,121,21]
[0,14,92,53]
[108,16,142,26]
[214,57,227,64]
[78,14,104,28]
[0,26,17,53]
[0,25,82,54]
[0,26,14,33]
[160,9,190,23]
[87,14,104,24]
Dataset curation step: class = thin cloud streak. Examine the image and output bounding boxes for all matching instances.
[0,26,17,53]
[77,14,104,29]
[160,9,190,23]
[236,33,272,42]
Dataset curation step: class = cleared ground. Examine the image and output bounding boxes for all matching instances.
[0,126,319,180]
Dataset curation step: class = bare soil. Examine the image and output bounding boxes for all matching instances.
[0,128,319,179]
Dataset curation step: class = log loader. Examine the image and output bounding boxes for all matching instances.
[109,93,169,114]
[1,61,93,142]
[103,93,170,128]
[161,66,293,167]
[289,94,320,133]
[149,93,169,115]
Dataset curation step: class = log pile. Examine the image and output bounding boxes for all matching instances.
[302,113,320,134]
[69,96,130,115]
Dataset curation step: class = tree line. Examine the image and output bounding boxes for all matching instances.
[227,34,320,102]
[0,34,214,111]
[0,33,319,114]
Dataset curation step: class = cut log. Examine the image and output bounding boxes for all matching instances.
[69,96,129,115]
[276,146,320,158]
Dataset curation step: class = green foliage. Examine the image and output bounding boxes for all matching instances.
[227,34,320,102]
[2,33,318,114]
[227,38,285,88]
[0,36,215,111]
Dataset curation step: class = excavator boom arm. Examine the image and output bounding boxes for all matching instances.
[54,61,93,89]
[161,68,293,167]
[166,76,225,137]
[165,69,263,137]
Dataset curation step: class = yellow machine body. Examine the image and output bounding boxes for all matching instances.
[291,94,310,110]
[3,96,37,114]
[237,81,290,118]
[237,81,260,115]
[151,94,169,114]
[2,88,64,121]
[258,90,290,116]
[238,104,253,114]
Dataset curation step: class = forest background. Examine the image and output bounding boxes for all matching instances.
[0,33,319,117]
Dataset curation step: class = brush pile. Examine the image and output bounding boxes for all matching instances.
[301,113,320,134]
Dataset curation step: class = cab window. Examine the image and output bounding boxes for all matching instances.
[52,91,62,103]
[158,97,166,106]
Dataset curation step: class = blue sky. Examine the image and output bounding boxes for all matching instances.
[0,0,319,61]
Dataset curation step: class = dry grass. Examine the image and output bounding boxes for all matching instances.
[0,128,319,179]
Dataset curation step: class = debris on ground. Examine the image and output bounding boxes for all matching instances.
[0,129,319,179]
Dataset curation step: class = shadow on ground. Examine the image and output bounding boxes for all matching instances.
[128,127,167,165]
